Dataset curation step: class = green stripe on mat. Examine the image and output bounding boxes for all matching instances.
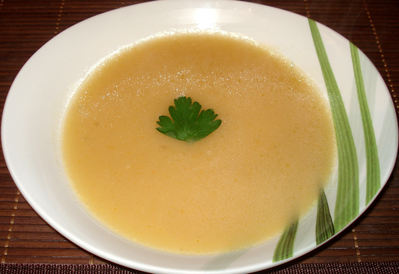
[316,189,335,245]
[308,19,359,232]
[273,220,298,262]
[350,43,381,204]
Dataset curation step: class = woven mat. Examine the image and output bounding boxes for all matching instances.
[0,0,398,272]
[1,262,399,273]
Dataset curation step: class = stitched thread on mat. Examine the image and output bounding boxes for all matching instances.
[352,228,362,262]
[1,191,20,263]
[54,0,65,34]
[363,0,397,108]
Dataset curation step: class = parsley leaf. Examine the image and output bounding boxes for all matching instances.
[156,96,222,142]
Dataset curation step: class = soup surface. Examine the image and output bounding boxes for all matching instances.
[62,32,335,254]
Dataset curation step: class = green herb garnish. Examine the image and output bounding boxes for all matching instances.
[156,96,222,142]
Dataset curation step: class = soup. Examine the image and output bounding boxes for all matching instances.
[62,32,335,254]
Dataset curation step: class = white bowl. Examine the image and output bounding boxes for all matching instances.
[2,1,397,273]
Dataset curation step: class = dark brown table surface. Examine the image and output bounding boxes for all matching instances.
[0,0,398,273]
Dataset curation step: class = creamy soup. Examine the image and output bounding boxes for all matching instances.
[62,32,335,254]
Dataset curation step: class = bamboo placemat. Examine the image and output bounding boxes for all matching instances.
[1,262,399,273]
[0,0,398,272]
